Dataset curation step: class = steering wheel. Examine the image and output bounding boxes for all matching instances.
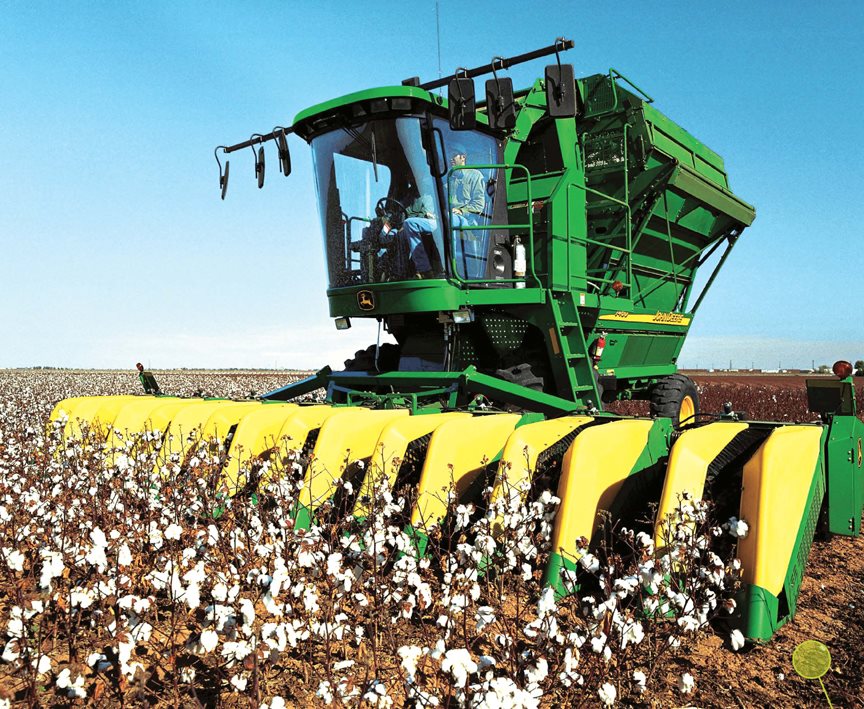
[375,197,408,231]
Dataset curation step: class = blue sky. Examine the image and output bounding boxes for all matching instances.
[1,1,862,370]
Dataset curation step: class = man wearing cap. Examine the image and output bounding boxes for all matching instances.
[448,145,487,278]
[448,146,485,219]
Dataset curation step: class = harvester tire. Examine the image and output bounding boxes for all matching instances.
[495,363,544,392]
[649,374,699,427]
[343,343,400,372]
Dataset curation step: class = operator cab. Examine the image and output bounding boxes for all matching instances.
[309,114,505,287]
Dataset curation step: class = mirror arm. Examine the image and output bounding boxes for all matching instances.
[409,38,574,92]
[223,125,295,154]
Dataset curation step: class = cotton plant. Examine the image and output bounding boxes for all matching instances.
[0,370,755,706]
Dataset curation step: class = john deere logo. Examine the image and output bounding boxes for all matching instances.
[357,290,375,311]
[857,438,862,467]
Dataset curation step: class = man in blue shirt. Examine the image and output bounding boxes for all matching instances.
[380,192,439,278]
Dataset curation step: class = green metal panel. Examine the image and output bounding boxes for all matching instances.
[825,414,863,536]
[293,86,441,126]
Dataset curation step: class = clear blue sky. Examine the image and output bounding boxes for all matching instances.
[1,1,862,370]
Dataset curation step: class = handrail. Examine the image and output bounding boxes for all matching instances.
[446,163,537,288]
[608,68,654,105]
[567,181,632,294]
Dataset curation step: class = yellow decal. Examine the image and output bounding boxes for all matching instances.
[858,438,862,467]
[599,311,691,326]
[357,290,375,311]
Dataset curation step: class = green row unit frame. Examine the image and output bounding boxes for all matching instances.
[732,408,863,641]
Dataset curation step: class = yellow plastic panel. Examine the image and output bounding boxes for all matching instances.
[58,396,142,439]
[300,409,410,511]
[49,396,100,426]
[201,402,264,443]
[353,412,470,518]
[158,400,241,465]
[551,419,655,563]
[104,397,183,458]
[410,413,521,532]
[220,403,300,493]
[145,399,208,437]
[654,421,748,547]
[271,405,352,461]
[491,415,594,506]
[737,426,823,596]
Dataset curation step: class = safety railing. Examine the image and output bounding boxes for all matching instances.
[573,121,634,295]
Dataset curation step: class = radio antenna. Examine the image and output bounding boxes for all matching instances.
[435,0,442,84]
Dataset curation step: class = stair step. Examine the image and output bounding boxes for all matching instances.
[572,385,596,392]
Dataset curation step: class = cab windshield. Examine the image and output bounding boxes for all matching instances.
[311,116,503,287]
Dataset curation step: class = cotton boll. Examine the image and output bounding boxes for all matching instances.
[678,672,695,694]
[598,682,616,706]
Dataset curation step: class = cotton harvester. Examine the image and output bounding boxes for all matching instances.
[52,40,862,642]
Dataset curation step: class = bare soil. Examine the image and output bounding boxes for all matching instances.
[651,534,864,708]
[610,374,864,707]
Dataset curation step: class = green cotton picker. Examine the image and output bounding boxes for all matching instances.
[52,40,862,643]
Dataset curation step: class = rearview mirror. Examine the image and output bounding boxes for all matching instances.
[256,146,265,189]
[545,63,578,118]
[485,77,516,130]
[221,160,230,200]
[448,77,476,130]
[276,132,291,176]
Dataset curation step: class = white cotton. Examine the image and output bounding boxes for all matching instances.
[117,543,133,566]
[5,549,25,572]
[1,642,20,662]
[398,645,426,682]
[632,669,647,693]
[678,672,695,694]
[164,523,183,541]
[579,553,600,573]
[524,657,548,685]
[536,587,557,619]
[730,629,746,651]
[317,680,334,704]
[32,654,51,675]
[620,619,645,649]
[598,682,617,706]
[211,582,228,602]
[239,597,256,627]
[440,648,477,688]
[199,629,219,653]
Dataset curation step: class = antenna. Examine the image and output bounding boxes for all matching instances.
[435,0,442,84]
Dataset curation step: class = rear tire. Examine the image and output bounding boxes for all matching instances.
[343,343,400,372]
[649,374,699,426]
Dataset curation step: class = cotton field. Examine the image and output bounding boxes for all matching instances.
[0,370,760,706]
